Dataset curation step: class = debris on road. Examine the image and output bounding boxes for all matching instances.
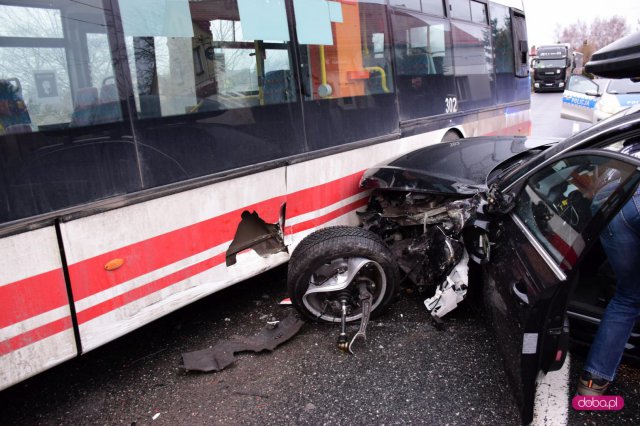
[180,312,304,373]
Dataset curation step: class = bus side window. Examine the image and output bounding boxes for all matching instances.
[293,0,394,100]
[451,20,495,111]
[121,1,296,119]
[390,10,455,120]
[119,0,308,187]
[0,1,139,223]
[291,0,399,151]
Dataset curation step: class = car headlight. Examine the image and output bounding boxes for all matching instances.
[596,96,621,115]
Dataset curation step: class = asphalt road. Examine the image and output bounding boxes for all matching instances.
[1,94,638,426]
[530,91,589,139]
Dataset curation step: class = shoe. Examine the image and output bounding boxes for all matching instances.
[577,371,611,396]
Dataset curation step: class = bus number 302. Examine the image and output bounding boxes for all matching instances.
[445,97,458,113]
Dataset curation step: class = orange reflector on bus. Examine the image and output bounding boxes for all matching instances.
[104,258,125,271]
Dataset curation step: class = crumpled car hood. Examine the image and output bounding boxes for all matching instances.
[361,136,559,195]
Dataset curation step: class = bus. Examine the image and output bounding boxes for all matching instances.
[532,43,583,92]
[0,0,530,391]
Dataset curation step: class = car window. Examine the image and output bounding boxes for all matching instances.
[567,76,597,93]
[514,154,638,271]
[607,78,640,94]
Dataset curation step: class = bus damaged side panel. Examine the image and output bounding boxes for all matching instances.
[58,168,288,353]
[0,226,77,391]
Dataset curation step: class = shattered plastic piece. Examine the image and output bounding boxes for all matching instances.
[152,413,160,420]
[424,249,469,319]
[180,312,304,372]
[279,297,292,305]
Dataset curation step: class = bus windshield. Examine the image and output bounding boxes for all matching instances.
[534,58,567,69]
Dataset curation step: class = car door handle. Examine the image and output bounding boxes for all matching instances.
[512,280,529,305]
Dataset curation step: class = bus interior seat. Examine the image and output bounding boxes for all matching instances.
[72,85,122,126]
[263,70,295,104]
[75,86,99,108]
[100,82,118,103]
[0,78,33,134]
[71,87,99,126]
[397,50,436,76]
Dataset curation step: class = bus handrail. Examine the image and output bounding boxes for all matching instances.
[364,66,390,93]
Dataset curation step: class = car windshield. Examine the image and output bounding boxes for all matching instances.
[534,59,566,69]
[607,78,640,94]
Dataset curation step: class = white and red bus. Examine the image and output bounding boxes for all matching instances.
[0,0,530,390]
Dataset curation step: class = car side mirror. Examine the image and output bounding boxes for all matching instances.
[585,90,601,97]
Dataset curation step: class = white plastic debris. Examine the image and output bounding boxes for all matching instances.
[424,249,469,319]
[152,413,161,420]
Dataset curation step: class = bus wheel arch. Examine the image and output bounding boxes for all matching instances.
[441,129,463,142]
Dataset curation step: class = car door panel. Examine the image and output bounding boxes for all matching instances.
[561,75,600,123]
[484,150,640,424]
[484,217,563,423]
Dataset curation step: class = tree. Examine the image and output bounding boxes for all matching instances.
[554,15,629,63]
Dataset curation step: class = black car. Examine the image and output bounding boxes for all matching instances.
[286,34,640,424]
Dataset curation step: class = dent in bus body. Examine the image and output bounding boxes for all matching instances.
[225,209,287,266]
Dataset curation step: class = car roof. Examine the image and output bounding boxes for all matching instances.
[585,32,640,79]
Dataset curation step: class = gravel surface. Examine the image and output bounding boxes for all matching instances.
[1,266,518,425]
[1,265,638,425]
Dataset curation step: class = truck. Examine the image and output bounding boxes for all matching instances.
[532,44,583,92]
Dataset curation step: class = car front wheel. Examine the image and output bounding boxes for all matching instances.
[287,226,399,323]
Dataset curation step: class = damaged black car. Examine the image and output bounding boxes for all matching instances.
[286,33,640,424]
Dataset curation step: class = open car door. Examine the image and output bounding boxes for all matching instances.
[483,147,640,424]
[560,75,602,124]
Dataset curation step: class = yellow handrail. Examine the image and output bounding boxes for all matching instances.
[364,66,390,93]
[319,46,328,86]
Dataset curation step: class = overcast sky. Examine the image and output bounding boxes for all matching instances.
[522,0,640,46]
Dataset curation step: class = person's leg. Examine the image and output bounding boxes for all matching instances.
[583,193,640,384]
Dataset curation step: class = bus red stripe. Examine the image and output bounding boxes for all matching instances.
[77,198,366,324]
[77,198,368,324]
[70,172,365,303]
[290,197,369,234]
[0,171,367,335]
[0,270,68,329]
[76,253,227,325]
[68,197,285,302]
[485,120,532,136]
[0,317,73,356]
[286,170,365,218]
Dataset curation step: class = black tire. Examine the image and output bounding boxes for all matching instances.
[287,226,399,323]
[441,130,461,142]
